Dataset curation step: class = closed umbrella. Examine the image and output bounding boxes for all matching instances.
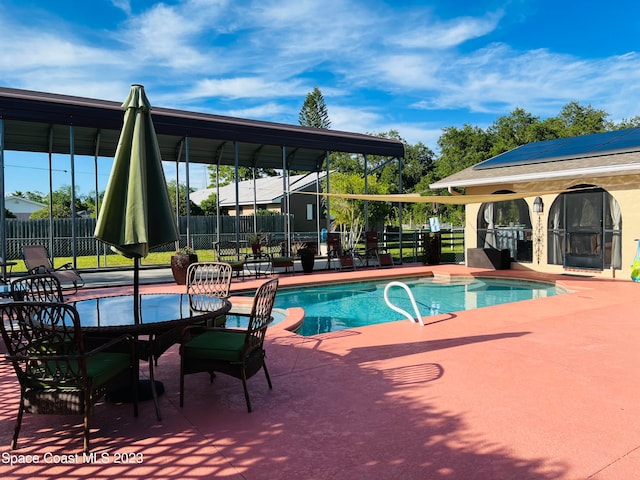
[94,84,178,416]
[95,84,178,320]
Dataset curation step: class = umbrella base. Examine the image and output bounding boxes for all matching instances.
[106,380,165,403]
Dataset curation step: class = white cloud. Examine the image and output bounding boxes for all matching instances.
[224,102,291,119]
[187,77,309,100]
[111,0,132,15]
[328,105,386,135]
[391,11,503,49]
[118,3,212,69]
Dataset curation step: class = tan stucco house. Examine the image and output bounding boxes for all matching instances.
[430,128,640,279]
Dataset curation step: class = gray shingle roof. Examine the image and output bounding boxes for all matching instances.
[190,172,327,207]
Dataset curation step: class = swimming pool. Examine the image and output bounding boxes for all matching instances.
[273,276,564,336]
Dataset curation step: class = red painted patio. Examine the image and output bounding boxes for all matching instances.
[1,264,639,479]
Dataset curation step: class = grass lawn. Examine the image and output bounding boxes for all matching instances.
[10,249,217,273]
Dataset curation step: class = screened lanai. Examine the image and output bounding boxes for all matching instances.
[0,86,405,264]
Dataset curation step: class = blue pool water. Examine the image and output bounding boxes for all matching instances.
[273,277,563,336]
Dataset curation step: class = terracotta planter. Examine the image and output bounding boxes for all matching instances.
[170,253,198,285]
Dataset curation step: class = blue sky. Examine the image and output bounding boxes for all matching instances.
[1,0,639,196]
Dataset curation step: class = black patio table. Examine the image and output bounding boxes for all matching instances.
[71,293,232,420]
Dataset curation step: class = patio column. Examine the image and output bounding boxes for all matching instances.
[253,165,257,234]
[325,151,331,233]
[234,141,240,246]
[69,125,78,268]
[174,139,184,249]
[316,170,321,252]
[185,136,191,248]
[282,146,290,252]
[93,130,101,267]
[364,154,369,233]
[0,118,5,261]
[47,127,54,260]
[398,156,403,264]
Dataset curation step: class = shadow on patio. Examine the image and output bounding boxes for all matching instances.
[0,324,568,480]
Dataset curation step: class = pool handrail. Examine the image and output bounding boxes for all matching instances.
[383,281,425,326]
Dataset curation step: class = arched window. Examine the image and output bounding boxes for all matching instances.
[477,192,533,261]
[547,186,621,270]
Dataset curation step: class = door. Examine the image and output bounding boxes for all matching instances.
[563,190,604,270]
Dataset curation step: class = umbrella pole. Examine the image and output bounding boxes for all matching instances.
[134,257,140,325]
[134,256,163,420]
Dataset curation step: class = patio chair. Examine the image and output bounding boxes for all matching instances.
[213,241,245,279]
[22,245,84,293]
[0,301,138,453]
[179,277,279,412]
[363,231,380,266]
[10,273,64,302]
[363,231,394,268]
[266,239,294,275]
[326,232,356,270]
[186,261,233,326]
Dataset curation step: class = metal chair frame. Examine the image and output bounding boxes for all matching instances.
[0,301,138,452]
[180,278,279,412]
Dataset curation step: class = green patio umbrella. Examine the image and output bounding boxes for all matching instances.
[95,84,178,322]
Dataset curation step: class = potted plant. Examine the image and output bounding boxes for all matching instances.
[297,244,315,274]
[171,246,198,285]
[247,232,264,255]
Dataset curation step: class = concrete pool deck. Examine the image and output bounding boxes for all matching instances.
[1,264,639,479]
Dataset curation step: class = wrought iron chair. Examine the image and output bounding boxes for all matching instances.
[213,241,245,279]
[10,273,64,302]
[0,301,138,453]
[186,261,233,326]
[179,277,279,412]
[22,245,84,293]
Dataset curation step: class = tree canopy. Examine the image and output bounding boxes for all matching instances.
[299,86,331,129]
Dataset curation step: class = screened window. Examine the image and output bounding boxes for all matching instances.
[477,194,533,261]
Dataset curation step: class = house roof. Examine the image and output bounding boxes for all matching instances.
[4,196,46,211]
[190,172,327,207]
[430,128,640,190]
[0,87,405,172]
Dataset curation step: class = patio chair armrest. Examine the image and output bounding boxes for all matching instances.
[5,351,84,363]
[27,265,49,275]
[55,262,74,271]
[84,334,135,357]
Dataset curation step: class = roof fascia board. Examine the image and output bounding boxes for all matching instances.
[430,163,640,189]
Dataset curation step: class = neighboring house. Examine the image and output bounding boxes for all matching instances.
[190,172,327,232]
[4,196,45,219]
[430,128,640,280]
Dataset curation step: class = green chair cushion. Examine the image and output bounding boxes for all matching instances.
[184,331,246,362]
[28,352,131,390]
[86,352,132,387]
[271,256,293,265]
